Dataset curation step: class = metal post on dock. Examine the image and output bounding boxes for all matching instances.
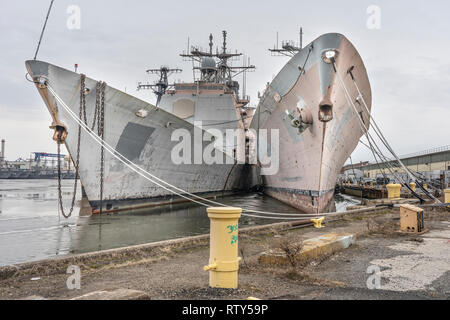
[386,184,395,199]
[395,184,402,198]
[387,183,401,199]
[204,207,242,289]
[444,189,450,204]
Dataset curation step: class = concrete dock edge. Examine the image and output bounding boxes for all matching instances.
[0,206,391,280]
[259,233,356,266]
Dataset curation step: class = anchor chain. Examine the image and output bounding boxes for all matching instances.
[56,74,85,218]
[97,81,106,214]
[56,74,106,218]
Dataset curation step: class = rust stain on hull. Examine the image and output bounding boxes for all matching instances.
[252,33,372,213]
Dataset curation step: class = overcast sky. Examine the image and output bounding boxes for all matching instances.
[0,0,449,164]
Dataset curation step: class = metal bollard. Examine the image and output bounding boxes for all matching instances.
[445,189,450,204]
[311,217,325,228]
[204,207,242,289]
[386,184,396,199]
[409,182,416,192]
[394,184,402,198]
[386,183,401,199]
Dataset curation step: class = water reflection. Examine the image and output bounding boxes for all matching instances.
[0,180,360,266]
[72,193,301,254]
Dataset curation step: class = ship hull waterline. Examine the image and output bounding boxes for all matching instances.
[251,33,372,214]
[26,60,258,214]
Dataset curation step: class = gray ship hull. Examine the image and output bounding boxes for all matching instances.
[251,33,372,213]
[26,61,255,213]
[0,171,11,179]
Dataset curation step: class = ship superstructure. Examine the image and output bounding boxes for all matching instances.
[26,31,259,214]
[139,31,256,157]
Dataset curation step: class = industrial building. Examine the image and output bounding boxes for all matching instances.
[358,145,450,188]
[0,139,75,179]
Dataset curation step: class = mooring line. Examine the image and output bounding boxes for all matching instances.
[332,60,437,203]
[46,81,342,219]
[34,0,55,60]
[334,65,423,201]
[349,76,441,199]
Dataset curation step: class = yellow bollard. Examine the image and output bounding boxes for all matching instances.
[204,207,242,289]
[445,189,450,204]
[386,184,396,199]
[386,183,402,198]
[311,217,325,228]
[394,184,402,198]
[409,182,416,192]
[423,184,428,191]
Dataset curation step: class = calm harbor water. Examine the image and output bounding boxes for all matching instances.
[0,179,360,266]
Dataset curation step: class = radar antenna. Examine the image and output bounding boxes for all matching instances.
[180,30,255,98]
[137,31,256,108]
[209,33,213,55]
[269,27,304,57]
[222,30,227,54]
[137,66,182,106]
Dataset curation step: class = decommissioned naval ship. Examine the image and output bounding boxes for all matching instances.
[26,31,258,214]
[26,30,371,215]
[251,33,371,213]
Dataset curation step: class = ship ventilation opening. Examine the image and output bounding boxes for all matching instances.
[318,103,333,122]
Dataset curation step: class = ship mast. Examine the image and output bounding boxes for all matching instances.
[138,31,255,107]
[180,30,255,101]
[269,27,304,57]
[137,67,182,106]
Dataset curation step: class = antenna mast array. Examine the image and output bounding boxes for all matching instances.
[269,27,304,57]
[180,31,255,94]
[138,30,255,106]
[137,67,182,106]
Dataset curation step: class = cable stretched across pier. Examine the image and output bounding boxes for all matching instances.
[332,59,441,204]
[46,79,351,220]
[40,60,441,221]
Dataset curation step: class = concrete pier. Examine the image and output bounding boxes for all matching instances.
[0,205,448,300]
